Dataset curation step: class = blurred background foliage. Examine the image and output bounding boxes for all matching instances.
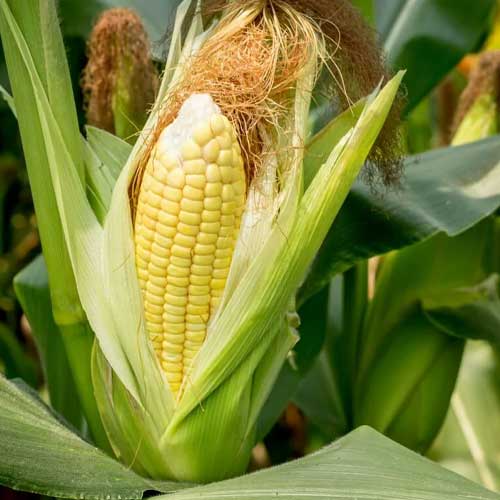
[1,0,500,496]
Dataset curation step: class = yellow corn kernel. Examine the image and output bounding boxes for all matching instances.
[134,94,246,397]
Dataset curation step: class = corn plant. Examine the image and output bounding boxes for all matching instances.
[0,1,500,500]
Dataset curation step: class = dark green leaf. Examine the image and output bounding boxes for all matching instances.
[0,374,185,499]
[424,275,500,346]
[300,137,500,304]
[294,267,368,439]
[0,324,37,386]
[3,371,497,499]
[257,287,329,440]
[376,0,495,112]
[293,349,348,437]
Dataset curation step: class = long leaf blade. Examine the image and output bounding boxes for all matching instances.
[0,375,183,500]
[300,136,500,304]
[161,426,500,500]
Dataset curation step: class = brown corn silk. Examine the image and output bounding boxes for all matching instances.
[131,0,325,206]
[273,0,404,186]
[82,8,158,136]
[452,50,500,133]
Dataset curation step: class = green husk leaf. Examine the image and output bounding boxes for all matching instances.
[86,125,131,181]
[84,126,131,221]
[354,310,464,452]
[304,97,366,188]
[452,93,498,146]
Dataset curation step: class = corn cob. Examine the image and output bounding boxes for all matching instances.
[134,94,246,395]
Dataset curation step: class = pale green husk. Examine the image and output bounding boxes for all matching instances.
[452,93,498,146]
[0,0,403,483]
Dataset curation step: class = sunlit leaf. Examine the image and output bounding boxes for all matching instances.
[300,137,500,304]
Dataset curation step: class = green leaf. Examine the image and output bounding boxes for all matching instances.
[424,275,500,346]
[376,0,495,112]
[160,426,500,500]
[0,374,185,500]
[0,324,37,386]
[13,255,81,428]
[352,0,374,24]
[288,264,369,440]
[300,137,500,304]
[430,342,500,491]
[3,371,498,500]
[0,0,85,312]
[84,126,131,220]
[304,98,365,189]
[351,222,493,452]
[0,0,122,448]
[293,348,348,437]
[257,287,330,440]
[0,81,15,116]
[86,126,131,177]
